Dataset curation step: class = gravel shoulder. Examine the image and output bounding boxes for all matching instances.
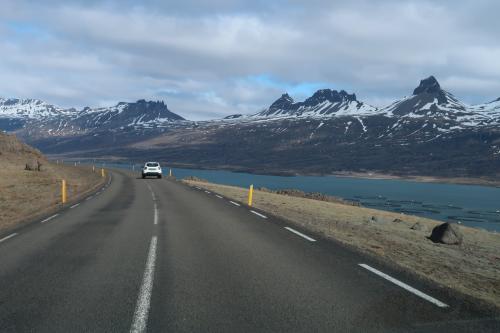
[184,179,500,311]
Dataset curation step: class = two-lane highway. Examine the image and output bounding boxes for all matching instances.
[0,170,498,332]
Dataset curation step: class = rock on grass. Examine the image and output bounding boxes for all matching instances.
[410,222,428,232]
[429,222,463,245]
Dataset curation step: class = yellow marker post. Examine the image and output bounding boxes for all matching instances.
[169,168,172,177]
[61,179,67,204]
[92,165,95,173]
[101,168,105,178]
[248,184,254,206]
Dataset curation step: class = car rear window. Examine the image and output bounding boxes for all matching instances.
[146,163,159,167]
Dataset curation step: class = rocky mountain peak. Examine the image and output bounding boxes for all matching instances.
[413,76,441,95]
[269,93,295,109]
[304,89,357,106]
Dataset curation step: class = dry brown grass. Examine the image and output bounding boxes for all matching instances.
[0,136,103,233]
[185,180,500,310]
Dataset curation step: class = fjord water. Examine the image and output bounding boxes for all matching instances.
[105,162,500,231]
[166,167,500,232]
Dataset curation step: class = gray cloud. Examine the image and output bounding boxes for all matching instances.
[0,0,499,120]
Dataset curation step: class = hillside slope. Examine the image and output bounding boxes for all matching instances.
[0,132,103,233]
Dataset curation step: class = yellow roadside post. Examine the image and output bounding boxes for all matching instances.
[61,179,67,204]
[92,165,95,172]
[248,184,254,206]
[101,168,105,178]
[169,168,172,177]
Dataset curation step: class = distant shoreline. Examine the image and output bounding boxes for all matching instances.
[168,164,500,188]
[328,171,500,188]
[51,156,500,188]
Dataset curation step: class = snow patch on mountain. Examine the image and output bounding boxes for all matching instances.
[0,98,73,120]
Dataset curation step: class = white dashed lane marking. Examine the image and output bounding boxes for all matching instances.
[250,210,267,219]
[284,227,316,242]
[70,203,80,209]
[41,214,59,223]
[154,203,159,225]
[358,264,448,308]
[0,233,18,243]
[130,236,158,333]
[229,201,241,207]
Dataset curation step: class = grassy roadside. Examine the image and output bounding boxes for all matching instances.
[184,179,500,311]
[0,155,104,234]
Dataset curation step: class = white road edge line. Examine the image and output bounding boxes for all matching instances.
[250,210,267,219]
[0,233,18,243]
[154,203,158,225]
[70,203,80,209]
[205,190,211,194]
[284,227,316,242]
[229,201,240,207]
[41,214,59,223]
[215,195,223,199]
[86,196,93,201]
[358,264,449,308]
[130,236,158,333]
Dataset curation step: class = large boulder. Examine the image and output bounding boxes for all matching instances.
[429,222,463,245]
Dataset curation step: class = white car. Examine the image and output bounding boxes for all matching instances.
[142,162,162,179]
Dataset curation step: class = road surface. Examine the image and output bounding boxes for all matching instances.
[0,169,498,332]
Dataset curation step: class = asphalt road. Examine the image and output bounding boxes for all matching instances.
[0,169,498,332]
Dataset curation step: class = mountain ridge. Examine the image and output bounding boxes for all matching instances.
[1,76,499,127]
[1,76,500,178]
[0,98,185,137]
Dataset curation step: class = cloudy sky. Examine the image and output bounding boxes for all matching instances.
[1,0,499,120]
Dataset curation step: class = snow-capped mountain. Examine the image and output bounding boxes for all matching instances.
[255,90,378,118]
[381,76,468,117]
[69,99,184,131]
[239,76,500,134]
[0,99,185,137]
[375,76,500,133]
[112,76,496,178]
[0,98,74,120]
[2,76,498,136]
[2,76,500,178]
[0,98,75,132]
